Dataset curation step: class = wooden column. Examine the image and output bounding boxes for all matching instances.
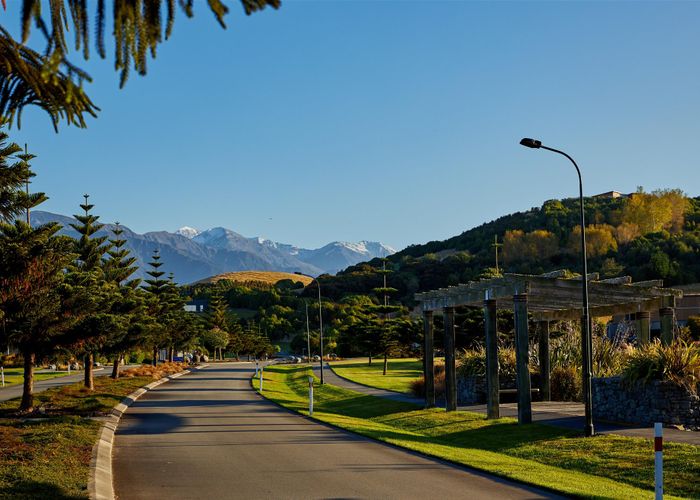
[423,310,435,408]
[660,307,674,346]
[538,320,551,402]
[513,294,532,424]
[484,299,499,419]
[636,311,651,345]
[443,306,457,412]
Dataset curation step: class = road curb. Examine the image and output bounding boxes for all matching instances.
[88,364,209,500]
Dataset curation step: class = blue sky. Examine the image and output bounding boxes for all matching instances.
[4,1,700,250]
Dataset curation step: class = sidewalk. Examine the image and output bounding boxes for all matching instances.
[322,363,700,446]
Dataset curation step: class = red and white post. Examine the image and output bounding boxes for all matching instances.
[655,422,663,500]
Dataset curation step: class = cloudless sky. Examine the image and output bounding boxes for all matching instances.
[4,1,700,250]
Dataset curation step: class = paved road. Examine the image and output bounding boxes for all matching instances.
[113,362,561,499]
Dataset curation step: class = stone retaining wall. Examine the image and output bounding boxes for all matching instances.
[593,376,700,430]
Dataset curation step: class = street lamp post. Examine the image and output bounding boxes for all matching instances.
[296,272,324,384]
[519,137,594,437]
[305,300,311,364]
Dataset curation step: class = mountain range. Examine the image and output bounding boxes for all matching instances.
[30,211,395,284]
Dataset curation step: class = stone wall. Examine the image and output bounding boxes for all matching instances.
[457,376,486,405]
[593,376,700,430]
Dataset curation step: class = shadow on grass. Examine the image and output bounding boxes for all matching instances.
[0,480,85,500]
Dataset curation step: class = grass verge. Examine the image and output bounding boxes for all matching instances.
[255,365,700,500]
[330,358,423,394]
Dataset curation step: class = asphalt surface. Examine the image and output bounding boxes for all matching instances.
[112,362,562,500]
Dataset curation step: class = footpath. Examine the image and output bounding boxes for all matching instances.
[320,363,700,446]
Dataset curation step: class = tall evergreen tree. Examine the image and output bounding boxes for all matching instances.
[371,259,401,375]
[144,249,169,366]
[69,194,112,390]
[0,142,76,411]
[104,222,142,378]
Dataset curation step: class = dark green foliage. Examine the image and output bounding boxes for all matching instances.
[3,1,280,129]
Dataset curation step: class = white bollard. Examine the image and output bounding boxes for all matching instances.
[67,363,71,375]
[255,361,259,377]
[655,422,663,500]
[259,366,263,392]
[1,366,4,387]
[308,376,314,416]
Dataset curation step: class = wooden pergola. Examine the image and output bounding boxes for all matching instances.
[415,271,682,424]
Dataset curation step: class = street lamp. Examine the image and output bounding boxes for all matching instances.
[304,300,311,365]
[519,137,594,437]
[296,272,324,384]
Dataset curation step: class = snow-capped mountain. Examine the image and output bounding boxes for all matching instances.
[175,226,200,239]
[30,211,396,283]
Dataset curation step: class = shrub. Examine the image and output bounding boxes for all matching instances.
[593,336,631,377]
[550,365,582,401]
[121,361,188,380]
[455,346,518,380]
[410,363,445,399]
[621,340,700,392]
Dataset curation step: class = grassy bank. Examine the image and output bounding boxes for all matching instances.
[255,365,699,499]
[0,363,187,499]
[330,358,423,393]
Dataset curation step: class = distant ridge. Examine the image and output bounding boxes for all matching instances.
[30,211,395,284]
[194,271,314,286]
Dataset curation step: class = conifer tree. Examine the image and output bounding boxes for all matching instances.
[69,194,112,390]
[371,259,401,375]
[0,142,76,411]
[104,222,142,378]
[144,249,169,366]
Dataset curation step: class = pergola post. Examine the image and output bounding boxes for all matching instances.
[484,298,499,419]
[443,306,457,412]
[660,307,674,346]
[538,320,551,402]
[423,310,435,408]
[636,311,651,345]
[513,294,532,424]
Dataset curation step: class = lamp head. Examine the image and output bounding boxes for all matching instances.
[520,138,542,149]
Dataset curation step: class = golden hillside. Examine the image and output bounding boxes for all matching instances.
[194,271,314,286]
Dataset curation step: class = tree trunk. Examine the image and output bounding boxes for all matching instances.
[383,352,388,376]
[84,352,94,390]
[111,355,120,379]
[152,345,157,366]
[368,352,372,366]
[168,346,174,363]
[19,349,35,412]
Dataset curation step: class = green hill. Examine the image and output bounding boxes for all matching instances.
[321,189,700,304]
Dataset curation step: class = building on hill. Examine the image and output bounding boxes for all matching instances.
[184,299,208,313]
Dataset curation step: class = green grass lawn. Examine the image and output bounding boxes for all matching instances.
[0,367,74,387]
[255,365,700,499]
[0,375,155,499]
[330,358,423,394]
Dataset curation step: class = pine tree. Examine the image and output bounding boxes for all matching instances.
[68,194,112,390]
[0,143,75,411]
[371,259,401,375]
[104,222,142,378]
[144,249,169,366]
